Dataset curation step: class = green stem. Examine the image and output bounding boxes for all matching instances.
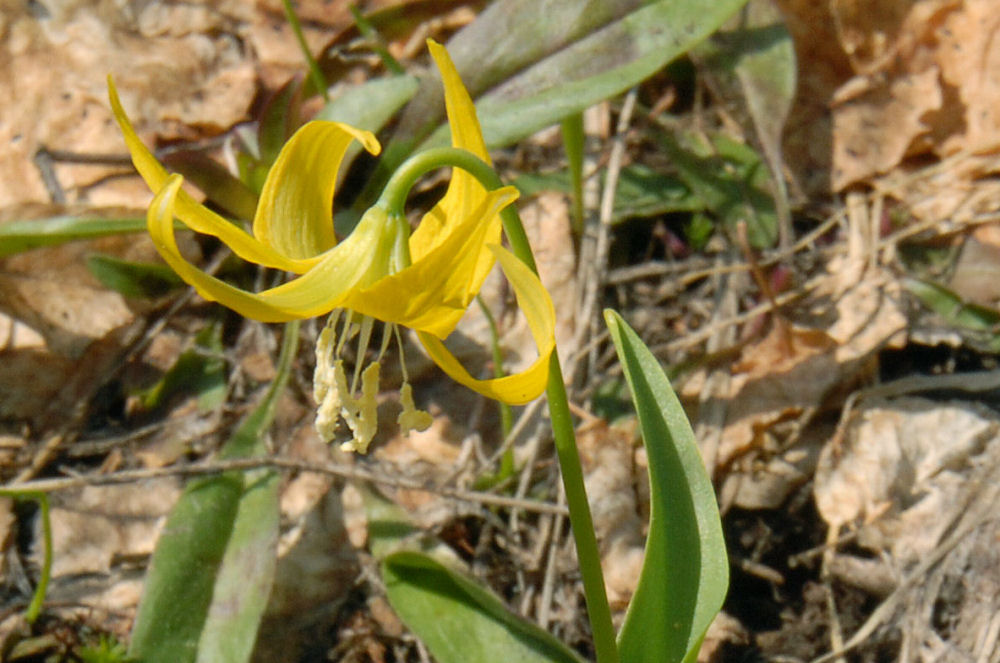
[0,490,52,624]
[349,4,405,75]
[379,147,620,663]
[475,294,514,440]
[281,0,329,101]
[561,113,586,236]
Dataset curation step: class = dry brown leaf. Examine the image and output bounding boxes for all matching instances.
[933,0,1000,155]
[947,236,1000,307]
[702,268,906,471]
[0,2,262,210]
[38,480,181,613]
[831,66,941,190]
[814,397,998,566]
[776,0,1000,203]
[577,420,644,611]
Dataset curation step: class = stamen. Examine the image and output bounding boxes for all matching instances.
[313,313,433,451]
[392,324,433,435]
[337,362,380,454]
[351,315,376,393]
[398,382,433,435]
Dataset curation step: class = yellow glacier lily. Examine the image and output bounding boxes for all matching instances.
[109,41,555,452]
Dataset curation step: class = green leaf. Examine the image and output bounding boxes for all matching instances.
[659,131,778,247]
[160,151,260,222]
[86,253,184,299]
[695,0,796,245]
[138,323,227,412]
[0,216,146,258]
[514,164,700,223]
[383,551,584,663]
[127,322,299,663]
[359,0,749,208]
[603,309,728,663]
[903,277,1000,351]
[317,74,419,135]
[362,488,583,663]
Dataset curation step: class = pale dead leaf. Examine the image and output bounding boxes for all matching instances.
[711,269,906,468]
[577,420,645,610]
[39,479,181,613]
[0,2,260,209]
[947,236,1000,307]
[933,0,1000,155]
[814,397,998,566]
[831,66,941,190]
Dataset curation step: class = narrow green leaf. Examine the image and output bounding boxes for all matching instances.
[0,216,146,257]
[86,253,184,299]
[604,309,728,663]
[695,0,796,245]
[903,277,1000,352]
[382,551,584,663]
[561,113,586,234]
[128,322,299,663]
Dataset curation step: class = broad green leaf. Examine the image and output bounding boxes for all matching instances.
[359,0,749,207]
[195,469,280,663]
[316,75,419,135]
[86,253,183,299]
[364,488,582,663]
[128,322,299,663]
[604,309,728,663]
[383,551,584,663]
[0,216,146,257]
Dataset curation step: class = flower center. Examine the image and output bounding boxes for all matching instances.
[313,309,432,453]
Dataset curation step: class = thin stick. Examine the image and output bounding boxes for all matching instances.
[1,456,568,517]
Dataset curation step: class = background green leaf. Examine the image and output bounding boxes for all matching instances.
[695,0,796,245]
[127,322,299,663]
[86,253,184,299]
[364,488,583,663]
[514,164,701,224]
[658,131,777,248]
[382,551,585,663]
[0,216,146,258]
[359,0,750,207]
[604,309,728,663]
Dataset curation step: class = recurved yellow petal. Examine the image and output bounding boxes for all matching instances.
[254,121,380,260]
[416,245,555,404]
[148,174,399,321]
[108,78,319,274]
[409,40,493,270]
[344,186,518,338]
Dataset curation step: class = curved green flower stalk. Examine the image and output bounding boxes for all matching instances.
[109,41,555,452]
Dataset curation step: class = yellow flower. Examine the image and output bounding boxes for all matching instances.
[109,41,555,452]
